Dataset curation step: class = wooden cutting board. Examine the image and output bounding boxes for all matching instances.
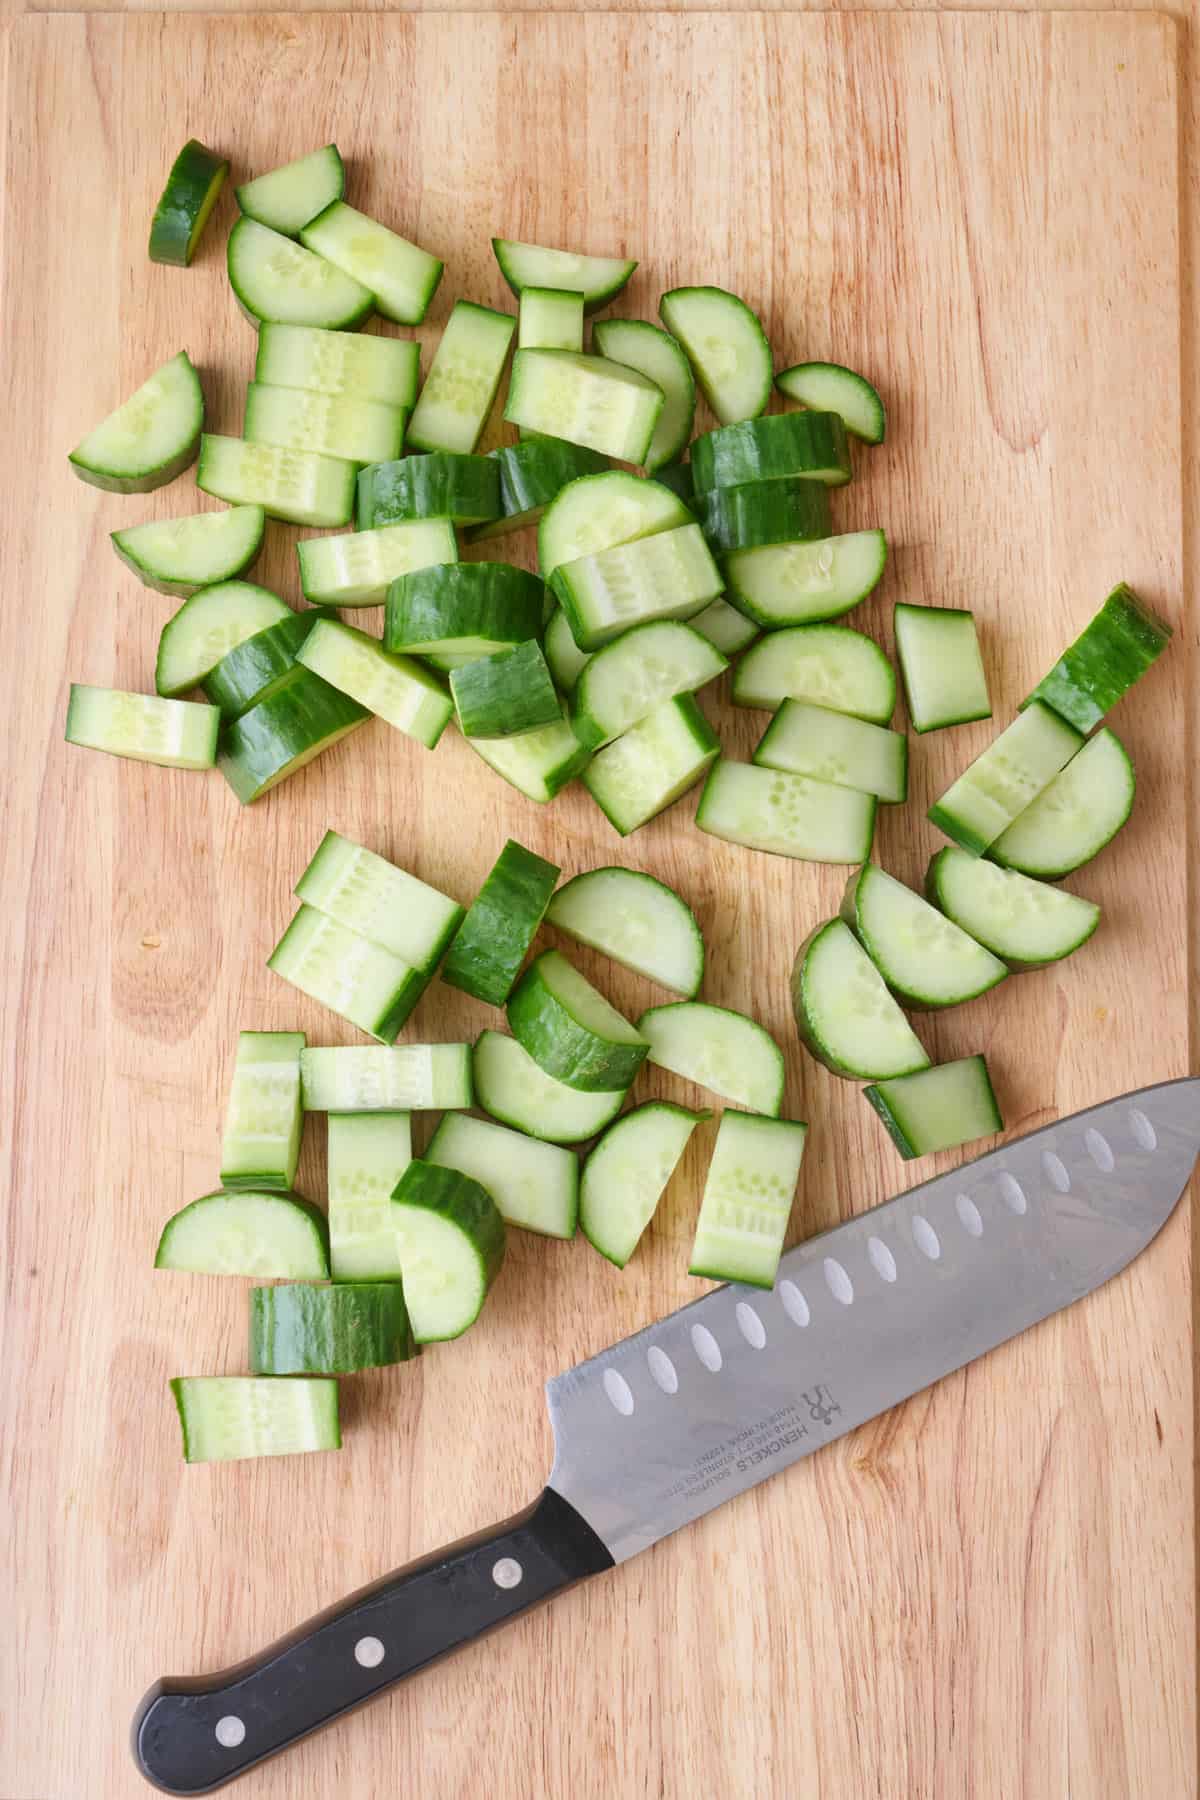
[1,10,1189,1797]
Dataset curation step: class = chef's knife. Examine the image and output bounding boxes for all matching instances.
[134,1077,1199,1794]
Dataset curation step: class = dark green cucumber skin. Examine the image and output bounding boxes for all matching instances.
[864,1057,1002,1160]
[373,964,435,1044]
[442,841,560,1005]
[217,668,368,804]
[69,439,200,496]
[655,461,695,505]
[390,1160,507,1294]
[692,412,852,493]
[923,849,1100,971]
[698,479,833,553]
[451,641,562,738]
[469,441,610,542]
[202,611,317,720]
[356,453,501,529]
[507,957,649,1092]
[148,139,229,267]
[1022,582,1172,731]
[249,1282,416,1373]
[384,563,546,654]
[926,802,992,859]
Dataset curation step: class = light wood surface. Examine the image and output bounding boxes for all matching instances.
[0,11,1191,1799]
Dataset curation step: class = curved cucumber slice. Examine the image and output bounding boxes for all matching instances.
[864,1055,1002,1160]
[227,217,373,329]
[155,1189,328,1278]
[696,760,876,863]
[328,1111,412,1282]
[583,693,719,835]
[198,434,355,528]
[725,531,886,628]
[544,605,593,693]
[149,139,229,267]
[249,1282,415,1374]
[791,918,930,1080]
[170,1376,339,1464]
[547,868,704,998]
[519,286,585,351]
[116,506,265,601]
[492,238,637,311]
[201,610,315,719]
[297,619,452,748]
[296,829,462,966]
[427,1112,578,1238]
[300,1044,473,1113]
[257,323,417,408]
[505,350,664,464]
[270,905,428,1042]
[658,286,772,425]
[697,478,832,554]
[357,453,500,528]
[390,1161,506,1342]
[466,716,591,803]
[926,846,1100,969]
[69,351,202,493]
[928,701,1084,856]
[508,949,648,1091]
[592,318,696,471]
[65,685,218,769]
[538,470,693,577]
[776,361,886,445]
[689,1111,807,1289]
[572,621,727,746]
[473,1030,626,1143]
[692,412,851,492]
[840,863,1007,1007]
[733,624,896,722]
[690,596,760,657]
[895,603,991,732]
[407,302,516,454]
[1022,582,1171,732]
[300,202,443,326]
[988,728,1134,877]
[472,440,609,542]
[754,700,907,804]
[385,562,544,657]
[219,1029,304,1191]
[441,839,559,1005]
[551,523,723,653]
[156,580,290,698]
[236,145,344,237]
[451,641,561,739]
[246,382,405,467]
[581,1102,706,1267]
[218,666,368,803]
[638,1001,784,1116]
[298,519,458,609]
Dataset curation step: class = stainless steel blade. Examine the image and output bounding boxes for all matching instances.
[547,1078,1200,1563]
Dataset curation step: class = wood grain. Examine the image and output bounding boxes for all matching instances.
[0,12,1190,1799]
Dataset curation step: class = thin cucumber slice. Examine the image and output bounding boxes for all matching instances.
[450,641,562,739]
[466,717,591,803]
[689,1112,807,1289]
[407,301,516,454]
[791,918,930,1080]
[155,1190,327,1278]
[544,605,593,693]
[658,286,772,425]
[65,685,218,770]
[988,728,1135,877]
[840,863,1007,1008]
[328,1111,412,1282]
[508,949,648,1091]
[894,603,991,733]
[518,287,585,351]
[115,507,265,601]
[926,847,1100,969]
[698,478,833,554]
[245,382,405,467]
[296,830,462,967]
[427,1112,578,1238]
[572,621,726,747]
[297,619,452,748]
[492,238,637,312]
[754,700,907,804]
[696,760,877,864]
[69,352,202,493]
[441,839,559,1005]
[236,145,344,237]
[538,470,693,577]
[300,1044,473,1113]
[269,906,429,1042]
[300,202,443,325]
[638,1000,785,1116]
[547,867,703,998]
[357,453,500,529]
[219,1029,305,1191]
[217,666,369,803]
[201,610,315,720]
[390,1161,505,1342]
[691,412,851,492]
[149,140,229,267]
[384,562,544,658]
[733,624,896,722]
[298,519,458,609]
[197,434,355,528]
[690,596,760,657]
[724,531,887,628]
[656,461,694,504]
[170,1376,339,1464]
[580,1102,706,1268]
[473,1030,626,1143]
[505,350,664,464]
[471,440,609,542]
[592,319,696,472]
[226,218,373,329]
[156,580,289,698]
[776,361,886,445]
[249,1282,415,1374]
[928,701,1084,856]
[1022,581,1171,731]
[257,322,417,408]
[864,1055,1002,1160]
[583,693,719,835]
[551,523,723,652]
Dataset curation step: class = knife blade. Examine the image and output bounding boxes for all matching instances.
[133,1078,1199,1795]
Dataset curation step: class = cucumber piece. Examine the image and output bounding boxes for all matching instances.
[658,286,772,425]
[473,1030,626,1143]
[638,1000,785,1116]
[156,580,290,698]
[692,412,851,493]
[688,1111,808,1289]
[217,666,369,803]
[508,949,648,1091]
[441,839,559,1005]
[791,918,930,1080]
[236,145,344,237]
[591,319,696,472]
[505,350,664,464]
[551,523,723,652]
[466,716,592,802]
[989,728,1135,878]
[776,361,886,445]
[492,238,637,312]
[201,611,315,720]
[580,1102,706,1267]
[245,382,405,467]
[249,1282,415,1374]
[219,1029,305,1191]
[115,507,265,601]
[1022,582,1172,731]
[197,434,355,528]
[725,531,887,628]
[696,760,877,864]
[572,621,727,746]
[547,867,704,998]
[298,519,458,609]
[733,624,896,722]
[390,1161,506,1342]
[385,562,545,658]
[864,1055,1002,1160]
[69,351,202,494]
[754,700,907,804]
[65,685,218,770]
[697,478,833,554]
[300,202,443,325]
[894,603,991,733]
[538,470,693,577]
[155,1190,327,1278]
[406,301,516,454]
[357,453,500,529]
[518,287,585,351]
[928,701,1085,856]
[471,440,609,542]
[689,596,760,657]
[450,641,561,739]
[583,693,719,834]
[926,847,1100,969]
[655,461,694,505]
[840,863,1007,1007]
[296,830,462,967]
[269,906,428,1042]
[149,140,229,267]
[297,619,452,748]
[300,1044,473,1113]
[226,218,374,329]
[328,1111,412,1282]
[170,1376,340,1464]
[544,605,593,693]
[427,1112,578,1239]
[256,322,417,408]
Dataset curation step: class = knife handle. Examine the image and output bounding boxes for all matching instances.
[132,1486,612,1794]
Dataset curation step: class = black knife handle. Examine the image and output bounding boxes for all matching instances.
[132,1486,612,1794]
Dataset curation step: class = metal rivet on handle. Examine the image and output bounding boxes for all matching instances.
[214,1717,246,1750]
[354,1636,385,1669]
[492,1558,524,1590]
